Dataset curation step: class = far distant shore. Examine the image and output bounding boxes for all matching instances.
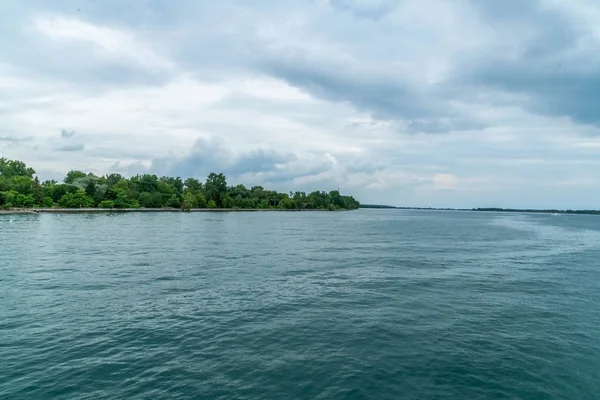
[0,208,339,215]
[360,205,600,215]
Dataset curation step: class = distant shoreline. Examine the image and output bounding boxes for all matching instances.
[0,208,340,215]
[360,205,600,216]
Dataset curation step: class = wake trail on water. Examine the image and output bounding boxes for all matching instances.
[489,214,600,258]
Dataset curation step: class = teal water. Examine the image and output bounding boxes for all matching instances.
[1,210,599,399]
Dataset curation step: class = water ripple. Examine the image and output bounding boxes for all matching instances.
[1,211,600,399]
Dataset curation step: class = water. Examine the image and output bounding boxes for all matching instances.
[1,210,599,399]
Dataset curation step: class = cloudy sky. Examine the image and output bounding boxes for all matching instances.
[1,0,599,208]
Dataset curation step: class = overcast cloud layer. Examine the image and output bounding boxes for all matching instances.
[1,0,600,208]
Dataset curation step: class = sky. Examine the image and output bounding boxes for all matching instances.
[1,0,600,209]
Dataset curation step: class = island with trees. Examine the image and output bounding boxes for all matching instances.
[0,158,360,212]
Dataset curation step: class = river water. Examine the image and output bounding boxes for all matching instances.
[1,210,599,399]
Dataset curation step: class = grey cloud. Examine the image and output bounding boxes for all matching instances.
[233,149,297,175]
[55,143,85,152]
[464,64,600,127]
[259,51,455,133]
[150,138,229,177]
[457,1,600,127]
[10,42,173,92]
[330,0,395,21]
[61,129,75,139]
[122,138,342,191]
[0,2,175,94]
[0,135,33,142]
[470,0,543,21]
[54,129,84,151]
[109,160,149,176]
[148,138,299,179]
[253,159,335,184]
[406,119,485,134]
[261,53,486,134]
[252,0,600,133]
[341,158,385,175]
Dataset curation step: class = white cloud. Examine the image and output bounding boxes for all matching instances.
[31,15,173,69]
[432,174,459,189]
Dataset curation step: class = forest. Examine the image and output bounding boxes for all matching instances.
[0,158,360,211]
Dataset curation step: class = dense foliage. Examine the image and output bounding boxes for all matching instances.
[0,158,360,211]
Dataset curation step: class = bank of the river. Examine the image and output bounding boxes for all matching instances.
[0,209,37,214]
[0,208,340,215]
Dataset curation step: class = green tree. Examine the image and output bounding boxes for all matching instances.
[113,178,130,193]
[151,192,165,208]
[0,158,35,178]
[222,194,234,208]
[59,190,94,208]
[138,192,154,208]
[11,176,34,195]
[104,173,124,186]
[113,191,138,209]
[99,200,115,208]
[205,173,227,207]
[33,177,44,205]
[182,192,196,210]
[50,184,79,203]
[14,193,34,207]
[165,194,181,208]
[181,191,207,209]
[279,198,296,209]
[85,180,97,198]
[157,181,174,195]
[229,184,249,199]
[0,190,18,208]
[195,192,207,208]
[0,158,361,211]
[160,176,183,196]
[0,177,9,192]
[134,174,159,193]
[64,170,88,184]
[184,178,203,193]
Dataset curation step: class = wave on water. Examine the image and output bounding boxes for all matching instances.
[1,211,600,399]
[489,213,600,257]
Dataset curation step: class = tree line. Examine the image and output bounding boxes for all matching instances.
[0,158,360,211]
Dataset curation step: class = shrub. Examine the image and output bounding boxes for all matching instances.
[98,200,115,209]
[58,190,94,208]
[42,196,54,207]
